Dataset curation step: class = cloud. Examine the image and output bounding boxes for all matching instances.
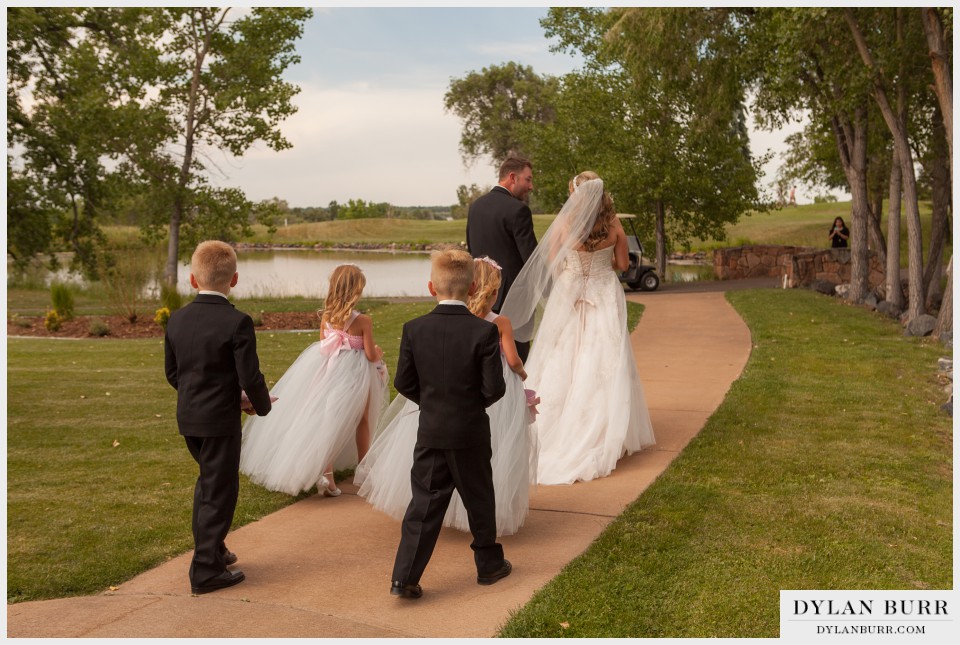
[210,82,496,207]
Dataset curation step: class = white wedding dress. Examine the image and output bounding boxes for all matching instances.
[240,311,389,496]
[354,313,538,537]
[524,245,655,485]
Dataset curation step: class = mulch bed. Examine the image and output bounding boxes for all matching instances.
[7,311,320,340]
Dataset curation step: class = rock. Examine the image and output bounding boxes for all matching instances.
[863,293,878,309]
[940,395,952,417]
[811,279,836,295]
[834,283,850,298]
[938,357,953,373]
[904,314,937,337]
[876,300,901,319]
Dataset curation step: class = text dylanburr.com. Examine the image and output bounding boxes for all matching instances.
[780,590,957,643]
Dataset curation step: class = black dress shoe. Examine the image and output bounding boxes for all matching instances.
[191,569,245,595]
[223,550,238,566]
[390,580,423,598]
[477,559,512,585]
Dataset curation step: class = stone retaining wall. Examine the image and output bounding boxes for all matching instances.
[713,245,885,288]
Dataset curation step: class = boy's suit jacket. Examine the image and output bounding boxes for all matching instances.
[394,303,505,449]
[164,294,272,436]
[466,186,538,312]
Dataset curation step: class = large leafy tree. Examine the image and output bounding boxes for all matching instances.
[7,7,311,285]
[137,7,311,285]
[536,7,765,275]
[7,7,166,276]
[444,61,559,166]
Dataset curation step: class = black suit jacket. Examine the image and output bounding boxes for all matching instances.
[164,294,272,437]
[466,186,538,312]
[394,304,506,450]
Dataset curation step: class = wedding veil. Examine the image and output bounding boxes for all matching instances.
[500,177,606,342]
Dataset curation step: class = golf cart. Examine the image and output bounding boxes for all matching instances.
[616,213,660,291]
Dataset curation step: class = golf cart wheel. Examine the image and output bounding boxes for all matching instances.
[640,272,660,291]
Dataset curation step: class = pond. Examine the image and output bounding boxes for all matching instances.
[37,249,714,298]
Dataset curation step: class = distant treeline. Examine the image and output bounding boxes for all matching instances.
[288,198,453,223]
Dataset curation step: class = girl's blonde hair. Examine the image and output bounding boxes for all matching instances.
[468,257,502,316]
[569,170,616,251]
[320,264,365,330]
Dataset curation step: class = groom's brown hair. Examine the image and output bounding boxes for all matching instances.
[498,154,532,180]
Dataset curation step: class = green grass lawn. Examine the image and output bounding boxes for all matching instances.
[499,289,952,638]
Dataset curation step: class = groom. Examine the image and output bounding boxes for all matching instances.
[390,248,511,598]
[466,154,537,362]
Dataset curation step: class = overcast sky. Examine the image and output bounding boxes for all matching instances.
[203,6,834,207]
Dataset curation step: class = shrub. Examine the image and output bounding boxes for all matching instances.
[88,318,110,337]
[50,283,75,320]
[160,283,183,312]
[44,310,62,332]
[250,310,264,327]
[153,307,171,330]
[9,313,32,329]
[97,248,153,323]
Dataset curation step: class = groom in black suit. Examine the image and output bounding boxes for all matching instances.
[390,248,510,598]
[164,240,273,595]
[466,155,538,362]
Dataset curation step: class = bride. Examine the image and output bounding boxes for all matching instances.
[501,171,655,485]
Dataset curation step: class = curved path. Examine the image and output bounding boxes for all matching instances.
[7,282,759,638]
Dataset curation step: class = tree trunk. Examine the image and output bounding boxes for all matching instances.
[922,121,950,308]
[933,256,952,340]
[654,199,667,278]
[830,107,870,303]
[845,9,925,321]
[885,149,904,308]
[922,7,953,171]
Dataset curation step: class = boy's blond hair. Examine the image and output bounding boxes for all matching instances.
[191,241,237,292]
[430,247,474,299]
[321,264,366,330]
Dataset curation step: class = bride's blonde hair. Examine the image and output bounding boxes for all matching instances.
[468,258,502,316]
[569,171,616,251]
[320,264,365,330]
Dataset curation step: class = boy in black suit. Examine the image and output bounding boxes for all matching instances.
[164,240,273,595]
[390,248,510,599]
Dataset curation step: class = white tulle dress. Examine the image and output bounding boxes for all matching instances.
[525,245,655,485]
[354,313,537,537]
[240,311,388,496]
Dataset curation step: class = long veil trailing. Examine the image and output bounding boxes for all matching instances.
[500,178,605,342]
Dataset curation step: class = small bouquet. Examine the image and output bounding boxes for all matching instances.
[524,389,541,424]
[241,390,279,415]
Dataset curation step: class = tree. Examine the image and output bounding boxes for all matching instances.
[138,8,312,285]
[844,8,928,320]
[444,61,559,167]
[7,7,165,277]
[537,8,765,275]
[451,183,487,219]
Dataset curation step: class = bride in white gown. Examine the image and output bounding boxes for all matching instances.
[501,171,655,485]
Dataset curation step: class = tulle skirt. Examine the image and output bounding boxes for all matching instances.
[525,266,655,485]
[355,359,537,536]
[240,342,388,496]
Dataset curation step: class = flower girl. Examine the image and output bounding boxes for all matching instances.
[355,256,537,536]
[240,264,388,497]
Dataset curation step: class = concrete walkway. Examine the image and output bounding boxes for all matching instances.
[6,281,761,638]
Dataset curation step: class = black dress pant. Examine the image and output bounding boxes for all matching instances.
[184,433,241,586]
[392,443,504,585]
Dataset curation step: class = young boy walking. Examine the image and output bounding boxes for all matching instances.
[164,240,273,594]
[390,248,511,598]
